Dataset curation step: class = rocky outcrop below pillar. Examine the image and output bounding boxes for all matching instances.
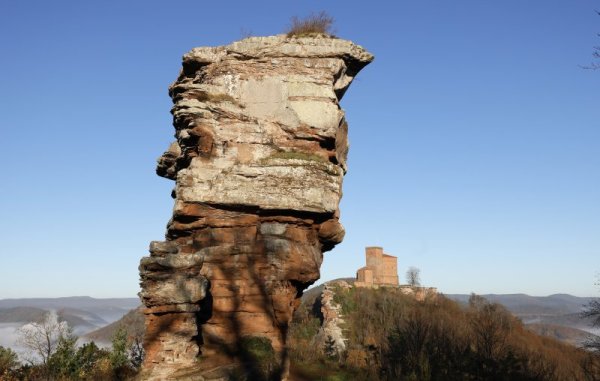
[139,35,372,380]
[314,281,351,358]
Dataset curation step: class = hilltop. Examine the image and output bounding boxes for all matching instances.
[287,281,600,381]
[85,306,145,344]
[0,297,139,324]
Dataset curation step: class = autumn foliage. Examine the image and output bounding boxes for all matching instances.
[289,286,600,381]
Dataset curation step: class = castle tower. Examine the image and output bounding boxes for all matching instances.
[356,246,399,287]
[365,246,384,283]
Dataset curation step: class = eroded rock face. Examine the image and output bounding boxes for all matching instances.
[314,281,351,358]
[139,35,372,380]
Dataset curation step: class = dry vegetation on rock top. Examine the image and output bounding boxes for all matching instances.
[286,11,336,38]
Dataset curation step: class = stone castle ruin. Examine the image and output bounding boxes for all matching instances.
[355,246,399,287]
[355,246,438,301]
[138,36,372,380]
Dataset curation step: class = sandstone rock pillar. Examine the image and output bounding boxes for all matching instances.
[139,35,372,380]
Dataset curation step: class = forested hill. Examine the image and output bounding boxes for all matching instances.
[288,282,600,381]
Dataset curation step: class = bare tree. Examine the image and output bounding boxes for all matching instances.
[406,267,421,287]
[468,294,512,360]
[16,310,71,365]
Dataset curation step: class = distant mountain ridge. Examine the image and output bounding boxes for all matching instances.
[0,297,141,351]
[446,293,598,345]
[446,293,595,315]
[0,296,140,324]
[0,306,47,323]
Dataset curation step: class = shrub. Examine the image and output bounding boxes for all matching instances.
[74,342,111,380]
[46,333,78,379]
[286,11,335,37]
[110,326,129,370]
[0,346,19,375]
[239,336,279,381]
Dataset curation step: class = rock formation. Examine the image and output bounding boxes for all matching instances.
[139,35,372,380]
[314,281,351,358]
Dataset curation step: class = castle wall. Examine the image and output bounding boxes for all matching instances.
[355,267,374,287]
[361,268,373,284]
[381,255,399,285]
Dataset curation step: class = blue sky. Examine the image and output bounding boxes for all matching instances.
[1,1,598,298]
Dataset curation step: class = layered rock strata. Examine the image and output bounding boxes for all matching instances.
[139,35,372,380]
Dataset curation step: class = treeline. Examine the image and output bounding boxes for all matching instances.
[0,311,143,381]
[289,286,600,381]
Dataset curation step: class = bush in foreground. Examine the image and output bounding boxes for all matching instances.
[3,324,143,380]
